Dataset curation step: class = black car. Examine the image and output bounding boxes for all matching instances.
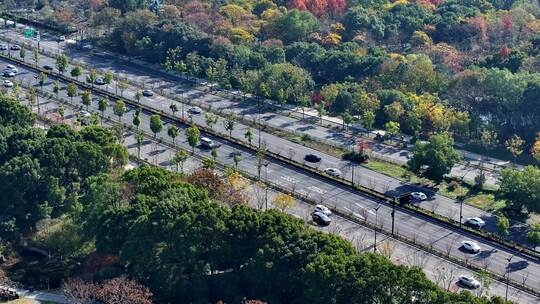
[142,89,154,97]
[43,65,54,71]
[312,212,331,226]
[304,154,321,162]
[10,45,21,51]
[95,78,105,85]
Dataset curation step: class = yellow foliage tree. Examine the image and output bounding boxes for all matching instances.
[273,193,295,211]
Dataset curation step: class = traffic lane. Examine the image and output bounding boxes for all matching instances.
[32,92,538,304]
[9,60,540,290]
[0,39,495,229]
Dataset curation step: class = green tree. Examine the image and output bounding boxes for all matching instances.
[408,133,461,183]
[223,115,236,137]
[19,48,25,61]
[135,131,144,159]
[81,90,92,110]
[27,86,37,112]
[33,48,39,67]
[233,154,241,168]
[132,111,141,130]
[211,148,218,160]
[87,69,98,88]
[202,158,217,170]
[169,103,178,116]
[103,71,114,91]
[168,125,179,146]
[499,166,540,213]
[135,91,143,104]
[113,100,126,122]
[340,112,353,130]
[362,110,376,130]
[384,121,400,138]
[173,150,189,173]
[38,72,47,93]
[53,80,61,100]
[315,102,326,124]
[66,83,78,103]
[205,113,218,130]
[496,216,509,237]
[186,125,200,154]
[150,114,163,138]
[98,97,109,125]
[58,105,64,121]
[244,128,253,146]
[56,54,69,75]
[273,9,320,43]
[71,65,82,81]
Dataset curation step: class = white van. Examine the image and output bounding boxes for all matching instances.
[200,137,215,148]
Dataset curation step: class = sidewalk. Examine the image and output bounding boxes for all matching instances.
[0,285,67,304]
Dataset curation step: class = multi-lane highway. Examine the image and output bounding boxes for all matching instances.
[23,80,540,303]
[3,55,540,300]
[0,28,520,247]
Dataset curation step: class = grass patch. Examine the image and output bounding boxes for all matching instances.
[463,193,505,212]
[362,159,409,180]
[5,299,39,304]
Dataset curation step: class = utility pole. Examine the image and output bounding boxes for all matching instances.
[459,199,463,227]
[264,162,270,209]
[505,255,514,302]
[391,199,396,235]
[351,164,355,186]
[373,205,381,253]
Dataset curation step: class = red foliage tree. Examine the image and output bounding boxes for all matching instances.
[327,0,347,16]
[500,46,511,58]
[468,16,488,43]
[98,276,153,304]
[288,0,346,17]
[501,13,513,34]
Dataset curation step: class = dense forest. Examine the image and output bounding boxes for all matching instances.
[9,0,540,159]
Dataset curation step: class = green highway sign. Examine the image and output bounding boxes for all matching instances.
[23,28,34,38]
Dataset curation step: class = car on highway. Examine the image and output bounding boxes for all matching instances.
[10,45,21,51]
[3,70,16,77]
[43,65,54,71]
[142,89,154,97]
[304,154,321,163]
[324,168,341,177]
[200,80,209,86]
[58,36,66,42]
[6,65,17,73]
[188,106,202,114]
[95,78,105,85]
[314,204,331,216]
[411,192,428,201]
[465,217,486,229]
[0,44,7,51]
[312,211,331,226]
[200,137,215,149]
[3,80,13,88]
[461,240,481,253]
[458,275,480,289]
[77,110,92,125]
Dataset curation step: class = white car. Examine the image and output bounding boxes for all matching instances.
[466,217,486,229]
[461,240,481,253]
[0,44,7,50]
[458,275,480,289]
[200,80,209,86]
[314,204,331,216]
[188,106,202,114]
[6,64,16,71]
[59,36,66,42]
[411,192,427,201]
[3,80,13,87]
[324,168,341,177]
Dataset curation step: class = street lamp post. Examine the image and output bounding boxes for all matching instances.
[264,162,270,210]
[459,199,463,227]
[373,204,381,253]
[505,255,514,302]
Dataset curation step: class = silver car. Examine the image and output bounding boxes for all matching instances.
[458,275,480,289]
[324,168,341,177]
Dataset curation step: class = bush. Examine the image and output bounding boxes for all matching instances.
[474,172,486,189]
[342,151,369,164]
[527,231,540,246]
[447,180,459,192]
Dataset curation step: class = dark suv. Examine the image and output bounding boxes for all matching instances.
[304,154,321,162]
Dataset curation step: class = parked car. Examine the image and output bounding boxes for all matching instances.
[3,80,13,87]
[77,111,92,125]
[142,89,154,97]
[10,45,21,51]
[188,106,202,114]
[411,192,428,201]
[324,168,341,177]
[304,154,321,163]
[58,36,66,42]
[200,137,215,149]
[43,65,54,71]
[0,44,7,50]
[95,78,105,85]
[314,204,331,216]
[465,217,486,229]
[458,275,481,289]
[312,211,331,226]
[5,65,17,73]
[461,240,481,253]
